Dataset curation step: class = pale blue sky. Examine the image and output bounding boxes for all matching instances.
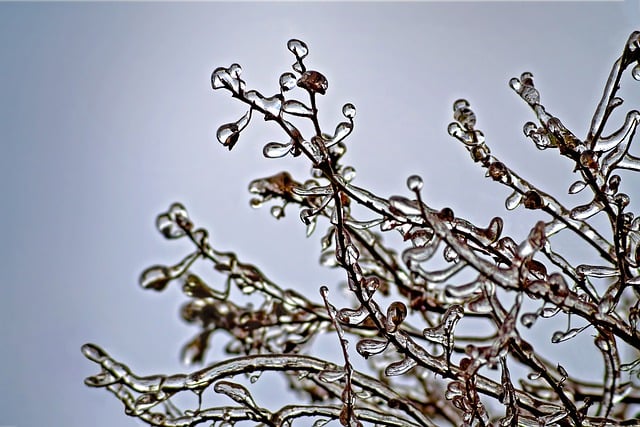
[2,2,639,426]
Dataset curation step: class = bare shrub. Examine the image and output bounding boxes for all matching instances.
[83,33,640,426]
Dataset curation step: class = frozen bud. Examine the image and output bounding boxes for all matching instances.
[297,71,328,95]
[487,161,509,182]
[523,190,543,210]
[471,143,490,163]
[438,207,455,222]
[579,150,599,170]
[453,99,476,130]
[614,193,630,208]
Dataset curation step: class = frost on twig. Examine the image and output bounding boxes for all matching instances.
[84,34,640,426]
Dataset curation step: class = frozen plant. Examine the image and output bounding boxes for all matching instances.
[84,33,640,426]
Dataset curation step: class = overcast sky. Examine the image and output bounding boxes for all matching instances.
[2,2,640,426]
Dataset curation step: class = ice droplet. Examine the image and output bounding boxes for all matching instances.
[212,64,242,91]
[81,343,108,362]
[282,100,312,116]
[217,109,252,150]
[324,122,352,147]
[523,121,537,136]
[448,122,464,139]
[632,63,640,81]
[508,77,521,92]
[287,39,309,58]
[615,193,630,208]
[228,63,242,78]
[318,368,346,383]
[385,357,417,376]
[570,200,604,220]
[356,338,389,359]
[607,175,621,194]
[270,205,284,219]
[279,72,297,91]
[342,166,356,182]
[385,301,407,333]
[627,31,640,52]
[84,372,118,387]
[520,313,537,328]
[337,305,369,325]
[539,305,561,318]
[453,98,469,111]
[292,61,304,74]
[211,67,227,89]
[342,103,356,119]
[156,203,191,239]
[568,180,587,194]
[263,141,292,158]
[505,191,523,211]
[406,175,424,192]
[557,364,568,381]
[527,371,542,380]
[139,265,171,291]
[551,326,588,343]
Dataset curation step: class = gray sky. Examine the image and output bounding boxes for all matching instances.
[2,2,639,426]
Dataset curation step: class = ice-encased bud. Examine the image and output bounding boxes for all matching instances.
[509,73,540,105]
[453,99,476,129]
[487,161,509,182]
[523,190,543,210]
[297,71,328,95]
